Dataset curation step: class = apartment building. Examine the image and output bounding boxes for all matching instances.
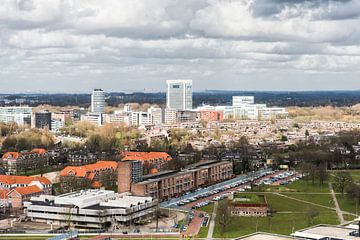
[2,148,49,175]
[0,175,52,208]
[25,190,157,229]
[60,161,117,191]
[121,151,172,171]
[118,160,233,200]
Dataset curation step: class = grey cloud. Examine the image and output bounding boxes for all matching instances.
[0,0,359,92]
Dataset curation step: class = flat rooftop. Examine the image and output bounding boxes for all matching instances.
[236,233,295,240]
[292,225,359,239]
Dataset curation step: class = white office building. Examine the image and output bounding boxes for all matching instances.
[25,190,157,229]
[166,79,193,110]
[232,96,254,106]
[131,112,152,126]
[0,106,32,125]
[91,89,105,114]
[81,113,102,126]
[148,106,163,125]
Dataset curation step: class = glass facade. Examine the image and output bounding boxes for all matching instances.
[166,80,193,110]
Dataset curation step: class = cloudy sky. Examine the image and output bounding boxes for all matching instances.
[1,0,360,93]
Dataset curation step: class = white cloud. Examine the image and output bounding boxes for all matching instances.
[0,0,359,92]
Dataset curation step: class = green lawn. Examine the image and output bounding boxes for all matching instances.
[336,194,359,215]
[285,180,330,193]
[213,193,338,238]
[197,203,214,238]
[281,193,334,208]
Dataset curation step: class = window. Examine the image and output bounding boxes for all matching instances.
[172,85,180,88]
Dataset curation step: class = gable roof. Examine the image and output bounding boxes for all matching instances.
[10,185,42,196]
[0,175,52,186]
[2,152,21,159]
[60,161,117,179]
[121,152,172,162]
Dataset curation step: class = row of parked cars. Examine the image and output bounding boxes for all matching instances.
[174,170,294,209]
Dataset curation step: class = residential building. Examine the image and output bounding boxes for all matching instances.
[91,89,105,114]
[0,175,52,208]
[2,149,49,175]
[0,106,32,125]
[118,161,143,193]
[66,150,97,166]
[25,190,157,229]
[60,161,118,191]
[8,185,43,208]
[119,160,233,200]
[166,79,193,110]
[121,151,172,171]
[31,111,52,130]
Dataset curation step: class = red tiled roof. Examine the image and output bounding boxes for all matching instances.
[31,148,47,154]
[11,185,42,196]
[0,175,52,186]
[92,181,102,188]
[2,152,21,159]
[121,152,172,162]
[60,161,117,179]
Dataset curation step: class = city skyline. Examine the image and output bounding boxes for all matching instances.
[0,0,360,93]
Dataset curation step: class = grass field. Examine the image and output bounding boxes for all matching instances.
[281,193,334,208]
[212,193,338,238]
[197,203,214,238]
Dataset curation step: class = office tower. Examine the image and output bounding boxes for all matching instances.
[31,111,52,130]
[166,79,193,110]
[232,96,255,107]
[91,89,105,114]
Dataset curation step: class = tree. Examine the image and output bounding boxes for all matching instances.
[305,207,319,225]
[99,169,117,190]
[217,200,231,237]
[332,172,353,194]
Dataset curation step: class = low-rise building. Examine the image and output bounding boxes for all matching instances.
[60,161,117,192]
[119,160,233,200]
[121,151,172,171]
[0,175,52,208]
[229,193,268,217]
[2,149,49,175]
[25,190,157,229]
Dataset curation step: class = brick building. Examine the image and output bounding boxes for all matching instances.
[0,175,52,209]
[60,161,117,191]
[118,160,233,200]
[121,151,172,172]
[2,148,48,175]
[229,194,268,217]
[198,110,224,122]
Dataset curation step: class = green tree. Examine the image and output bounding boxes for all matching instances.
[332,172,353,194]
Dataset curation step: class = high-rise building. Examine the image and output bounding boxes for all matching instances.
[91,89,105,114]
[166,80,193,110]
